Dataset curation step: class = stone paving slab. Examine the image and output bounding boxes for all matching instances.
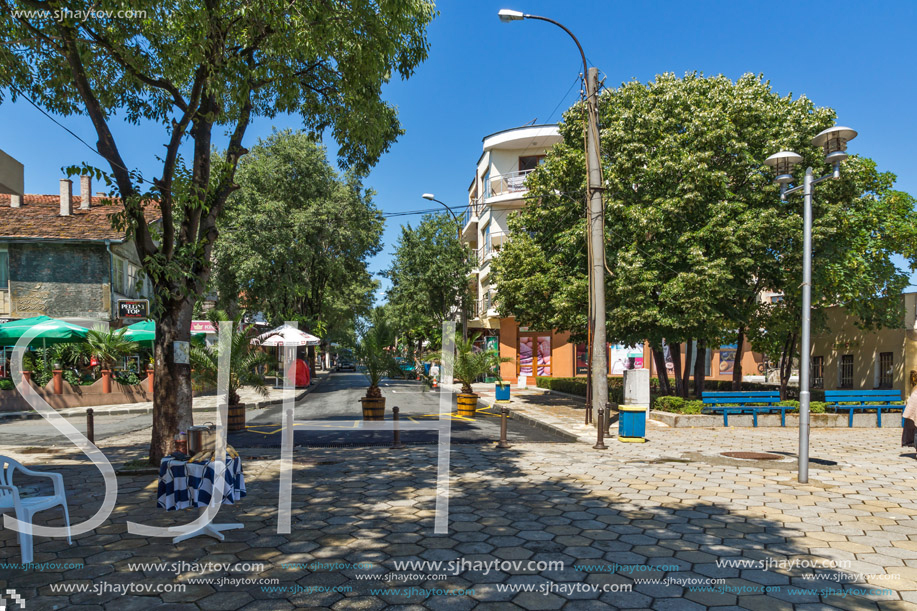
[3,424,917,610]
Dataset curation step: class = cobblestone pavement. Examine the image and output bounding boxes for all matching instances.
[3,423,917,610]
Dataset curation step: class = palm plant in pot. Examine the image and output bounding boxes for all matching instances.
[353,322,402,420]
[189,310,274,432]
[86,326,138,393]
[451,334,511,418]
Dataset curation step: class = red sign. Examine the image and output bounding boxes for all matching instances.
[190,320,216,333]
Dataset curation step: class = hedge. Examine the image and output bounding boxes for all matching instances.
[535,377,624,404]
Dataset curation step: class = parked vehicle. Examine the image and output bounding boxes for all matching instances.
[338,359,356,371]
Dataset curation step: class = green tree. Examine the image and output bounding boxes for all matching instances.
[0,1,435,461]
[209,130,384,363]
[494,72,916,396]
[385,213,471,350]
[353,310,401,399]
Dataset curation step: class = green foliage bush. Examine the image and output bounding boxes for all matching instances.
[0,378,14,391]
[115,371,141,386]
[535,377,623,404]
[652,396,704,414]
[777,400,828,414]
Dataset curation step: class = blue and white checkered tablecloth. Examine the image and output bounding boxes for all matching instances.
[157,456,246,511]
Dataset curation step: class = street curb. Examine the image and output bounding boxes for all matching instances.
[472,395,580,443]
[0,371,332,422]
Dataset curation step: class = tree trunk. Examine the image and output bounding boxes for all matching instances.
[693,340,706,398]
[670,342,684,398]
[150,299,194,463]
[651,346,671,396]
[682,339,693,398]
[779,331,797,400]
[732,327,746,391]
[307,345,316,381]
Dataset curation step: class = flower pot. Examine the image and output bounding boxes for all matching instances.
[361,396,386,420]
[146,369,154,393]
[101,370,112,394]
[457,393,478,418]
[21,370,31,386]
[495,383,510,402]
[52,370,63,394]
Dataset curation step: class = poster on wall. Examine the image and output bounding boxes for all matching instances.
[519,337,533,376]
[609,344,645,374]
[485,336,498,353]
[575,344,588,375]
[537,336,551,376]
[719,344,737,375]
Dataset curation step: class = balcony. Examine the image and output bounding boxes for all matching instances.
[487,169,535,200]
[480,232,509,272]
[461,199,482,241]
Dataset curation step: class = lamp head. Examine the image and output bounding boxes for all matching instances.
[422,193,435,201]
[498,9,525,22]
[812,125,857,165]
[764,151,803,186]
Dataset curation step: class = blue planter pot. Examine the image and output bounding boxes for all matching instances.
[495,383,511,402]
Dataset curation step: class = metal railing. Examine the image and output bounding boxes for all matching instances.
[487,169,535,198]
[482,231,509,263]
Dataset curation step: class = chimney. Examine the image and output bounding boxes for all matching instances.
[59,178,72,216]
[80,175,91,209]
[10,194,21,208]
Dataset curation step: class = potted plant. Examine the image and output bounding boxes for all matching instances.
[354,322,402,420]
[451,334,511,418]
[190,310,274,431]
[86,326,139,393]
[146,354,155,393]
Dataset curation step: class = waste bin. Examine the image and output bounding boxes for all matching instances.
[617,405,647,443]
[495,382,511,402]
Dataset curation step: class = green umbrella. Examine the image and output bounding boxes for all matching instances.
[0,316,89,347]
[121,320,206,345]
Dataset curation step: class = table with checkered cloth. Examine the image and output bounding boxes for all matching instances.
[157,456,246,511]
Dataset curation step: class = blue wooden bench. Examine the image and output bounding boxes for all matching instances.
[824,390,903,427]
[701,391,786,427]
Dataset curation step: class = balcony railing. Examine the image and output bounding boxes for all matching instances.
[487,169,535,199]
[481,231,509,264]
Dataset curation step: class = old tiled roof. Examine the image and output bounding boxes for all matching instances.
[0,194,160,241]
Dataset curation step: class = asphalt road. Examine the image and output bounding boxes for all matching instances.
[233,372,571,447]
[0,372,571,449]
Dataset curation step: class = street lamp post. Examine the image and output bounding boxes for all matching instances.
[764,125,857,484]
[422,193,469,339]
[499,9,608,447]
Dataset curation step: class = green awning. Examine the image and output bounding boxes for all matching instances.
[122,320,206,344]
[0,316,89,347]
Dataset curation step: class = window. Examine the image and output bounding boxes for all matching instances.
[839,354,854,389]
[812,356,824,389]
[0,249,8,288]
[112,256,126,294]
[878,352,894,389]
[770,295,784,303]
[127,263,139,296]
[518,155,545,172]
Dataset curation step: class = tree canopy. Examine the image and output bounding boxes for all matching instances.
[493,72,917,395]
[209,130,383,344]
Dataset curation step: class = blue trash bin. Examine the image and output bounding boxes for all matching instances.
[423,362,431,376]
[617,405,647,443]
[495,382,511,402]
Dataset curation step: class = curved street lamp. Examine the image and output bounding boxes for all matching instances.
[499,9,609,449]
[421,193,468,338]
[764,125,858,484]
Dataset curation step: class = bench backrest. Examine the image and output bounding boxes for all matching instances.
[701,391,781,405]
[825,390,902,404]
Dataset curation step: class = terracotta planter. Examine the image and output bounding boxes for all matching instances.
[52,370,63,394]
[21,370,31,386]
[101,370,112,394]
[146,369,154,393]
[361,396,385,420]
[457,393,478,418]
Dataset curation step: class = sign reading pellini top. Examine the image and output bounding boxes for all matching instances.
[117,299,148,319]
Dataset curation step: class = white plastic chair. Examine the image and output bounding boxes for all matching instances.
[0,456,71,564]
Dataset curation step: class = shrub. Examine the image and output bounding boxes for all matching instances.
[778,400,827,414]
[63,370,81,387]
[654,396,684,412]
[115,371,141,386]
[0,378,14,391]
[535,377,624,404]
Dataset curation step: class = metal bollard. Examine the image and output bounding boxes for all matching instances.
[392,406,404,449]
[593,407,607,450]
[496,406,511,449]
[86,408,95,445]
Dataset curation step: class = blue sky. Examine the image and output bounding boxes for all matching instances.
[2,0,915,298]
